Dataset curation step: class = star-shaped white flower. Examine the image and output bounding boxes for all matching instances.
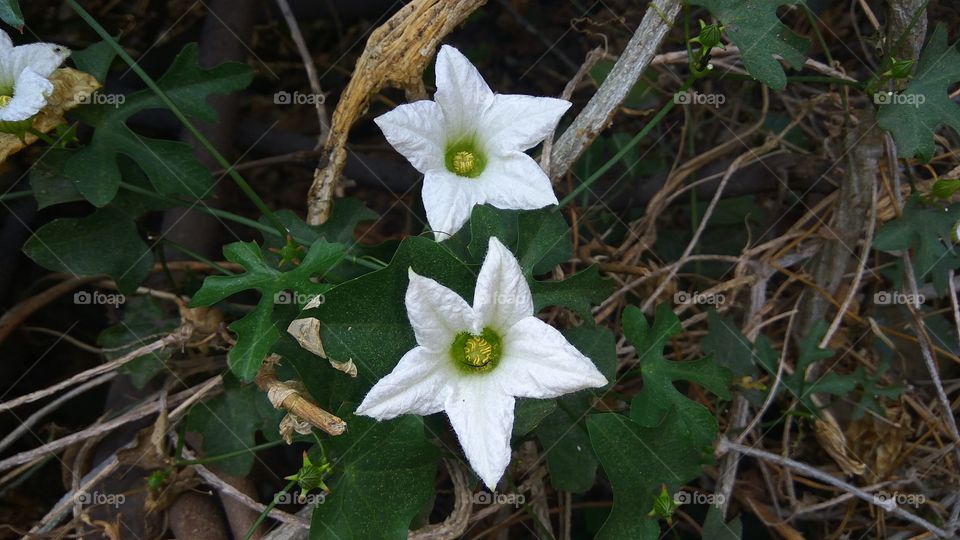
[0,30,70,124]
[355,237,607,489]
[374,45,571,239]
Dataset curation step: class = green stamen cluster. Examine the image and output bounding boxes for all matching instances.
[450,327,502,373]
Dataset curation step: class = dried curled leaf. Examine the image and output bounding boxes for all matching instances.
[0,67,100,162]
[814,410,866,476]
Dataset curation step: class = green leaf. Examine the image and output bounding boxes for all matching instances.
[185,378,277,476]
[873,195,960,293]
[588,410,708,540]
[702,310,756,377]
[22,207,153,293]
[513,399,557,438]
[703,506,743,539]
[624,304,731,453]
[0,0,22,29]
[71,39,118,83]
[686,0,809,90]
[311,414,438,540]
[66,43,252,206]
[306,237,476,403]
[29,149,84,209]
[537,326,617,492]
[530,266,612,323]
[191,240,345,380]
[98,296,180,388]
[878,26,960,162]
[454,205,571,276]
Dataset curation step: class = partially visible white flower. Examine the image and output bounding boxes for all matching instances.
[374,45,571,239]
[356,237,606,489]
[0,30,70,124]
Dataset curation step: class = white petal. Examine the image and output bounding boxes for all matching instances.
[445,378,514,489]
[0,69,52,122]
[480,94,571,151]
[479,152,559,211]
[474,237,533,332]
[355,346,453,420]
[374,99,446,173]
[495,316,608,399]
[8,43,69,79]
[406,268,479,350]
[434,45,494,138]
[422,169,484,240]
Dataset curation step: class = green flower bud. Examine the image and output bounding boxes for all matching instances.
[647,484,679,521]
[690,20,724,51]
[885,58,915,80]
[285,451,332,494]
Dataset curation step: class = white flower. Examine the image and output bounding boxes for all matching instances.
[355,237,607,489]
[374,45,571,239]
[0,30,70,123]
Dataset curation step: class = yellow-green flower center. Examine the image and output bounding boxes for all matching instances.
[450,328,502,373]
[462,335,493,367]
[444,139,486,178]
[0,95,11,108]
[451,151,476,176]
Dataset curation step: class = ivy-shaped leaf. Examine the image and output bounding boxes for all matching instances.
[624,303,732,451]
[686,0,809,90]
[873,195,960,293]
[311,413,438,540]
[530,266,612,324]
[23,206,153,293]
[878,25,960,162]
[191,240,345,380]
[587,410,708,540]
[66,43,252,206]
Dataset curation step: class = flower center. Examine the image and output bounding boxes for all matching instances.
[444,139,486,178]
[462,335,493,367]
[451,151,476,176]
[450,328,502,373]
[0,95,10,108]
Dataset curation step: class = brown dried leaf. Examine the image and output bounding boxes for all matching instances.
[0,68,100,162]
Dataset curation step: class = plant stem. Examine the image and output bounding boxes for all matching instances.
[0,190,33,202]
[558,76,695,208]
[118,182,384,271]
[65,0,289,240]
[244,478,297,540]
[175,438,294,466]
[161,238,236,275]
